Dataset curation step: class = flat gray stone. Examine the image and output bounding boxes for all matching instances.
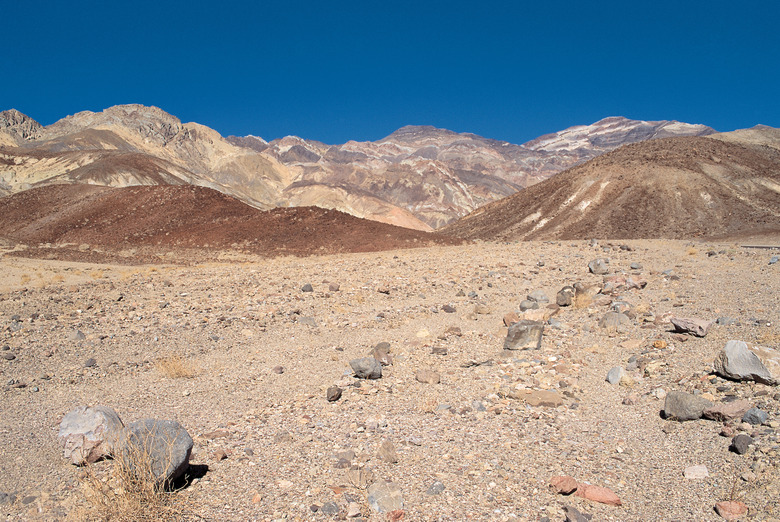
[367,480,403,513]
[426,481,445,495]
[116,419,193,487]
[730,434,753,455]
[742,408,768,425]
[671,317,713,337]
[527,290,549,303]
[663,391,712,421]
[350,357,382,379]
[599,312,630,330]
[58,405,124,465]
[504,320,544,350]
[714,340,779,385]
[703,399,751,422]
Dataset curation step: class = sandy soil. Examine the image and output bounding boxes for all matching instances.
[0,239,779,521]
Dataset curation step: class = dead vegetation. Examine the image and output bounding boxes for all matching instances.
[154,355,199,379]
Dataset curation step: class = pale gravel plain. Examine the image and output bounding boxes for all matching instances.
[0,239,779,521]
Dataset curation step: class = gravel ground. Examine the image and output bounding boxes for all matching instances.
[0,239,778,521]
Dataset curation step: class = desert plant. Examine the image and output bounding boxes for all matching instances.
[154,355,199,379]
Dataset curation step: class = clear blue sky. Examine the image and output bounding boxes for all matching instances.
[3,1,778,144]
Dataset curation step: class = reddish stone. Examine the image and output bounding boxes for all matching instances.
[575,483,622,506]
[386,509,405,521]
[549,475,578,495]
[715,500,748,520]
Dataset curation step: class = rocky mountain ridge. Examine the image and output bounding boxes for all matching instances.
[1,105,715,229]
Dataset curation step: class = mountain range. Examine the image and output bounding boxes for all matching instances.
[0,105,715,229]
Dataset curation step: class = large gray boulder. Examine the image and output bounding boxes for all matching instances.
[350,357,382,379]
[116,419,193,487]
[588,258,609,275]
[504,320,544,350]
[663,391,713,421]
[58,406,124,465]
[714,340,779,385]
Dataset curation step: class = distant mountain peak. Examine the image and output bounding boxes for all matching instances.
[0,108,43,140]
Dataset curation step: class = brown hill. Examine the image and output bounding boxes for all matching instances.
[441,132,780,241]
[0,184,460,261]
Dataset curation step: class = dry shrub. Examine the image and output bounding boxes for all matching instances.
[90,270,105,280]
[573,292,593,309]
[20,273,31,284]
[417,395,439,414]
[686,246,698,256]
[52,274,65,283]
[155,355,199,379]
[70,439,188,521]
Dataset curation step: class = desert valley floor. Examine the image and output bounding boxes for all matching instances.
[0,239,779,521]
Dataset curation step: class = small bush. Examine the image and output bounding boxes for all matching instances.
[155,355,199,379]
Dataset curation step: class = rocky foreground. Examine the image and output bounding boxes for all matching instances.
[0,240,779,521]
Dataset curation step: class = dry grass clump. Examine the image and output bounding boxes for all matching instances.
[70,444,188,522]
[686,246,698,256]
[573,292,593,309]
[155,355,200,379]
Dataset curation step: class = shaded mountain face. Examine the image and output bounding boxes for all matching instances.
[441,128,780,241]
[0,104,715,230]
[0,184,461,261]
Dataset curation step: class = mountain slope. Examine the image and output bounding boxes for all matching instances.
[441,130,780,241]
[1,105,716,229]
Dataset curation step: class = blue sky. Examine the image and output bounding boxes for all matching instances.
[3,1,778,144]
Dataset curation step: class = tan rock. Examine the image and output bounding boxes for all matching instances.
[504,389,563,407]
[549,475,578,494]
[415,369,441,384]
[503,312,520,326]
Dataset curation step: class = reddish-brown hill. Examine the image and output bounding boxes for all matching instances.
[0,184,461,260]
[441,135,780,241]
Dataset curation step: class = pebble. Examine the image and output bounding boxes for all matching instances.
[683,465,709,479]
[549,475,578,494]
[742,407,768,425]
[730,434,753,455]
[415,369,440,384]
[564,505,593,522]
[426,481,445,495]
[367,480,404,513]
[326,386,342,402]
[377,439,398,463]
[301,283,313,292]
[1,353,15,361]
[588,258,609,275]
[606,366,624,385]
[320,501,339,515]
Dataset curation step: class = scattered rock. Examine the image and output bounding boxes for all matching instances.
[504,389,563,407]
[328,282,340,292]
[367,480,403,513]
[346,502,361,517]
[663,391,713,421]
[415,369,440,384]
[769,256,779,265]
[441,304,456,313]
[58,405,124,465]
[320,501,339,516]
[742,407,768,425]
[326,386,343,402]
[703,400,751,422]
[599,312,630,331]
[116,419,193,487]
[377,439,398,463]
[0,492,17,505]
[606,366,624,385]
[556,286,575,307]
[1,352,15,361]
[715,500,748,520]
[588,258,609,275]
[683,465,709,479]
[714,340,779,385]
[549,475,578,495]
[574,483,622,506]
[370,343,393,366]
[564,505,593,522]
[68,329,86,341]
[426,481,445,495]
[350,357,382,379]
[518,300,539,312]
[670,317,713,337]
[346,467,373,489]
[630,262,642,270]
[503,312,520,326]
[730,434,753,455]
[503,320,544,350]
[301,283,313,292]
[83,357,97,368]
[527,290,549,303]
[272,366,284,374]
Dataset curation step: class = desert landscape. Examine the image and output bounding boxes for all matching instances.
[0,106,779,521]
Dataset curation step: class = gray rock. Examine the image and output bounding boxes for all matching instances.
[68,329,86,341]
[588,258,609,275]
[472,400,487,412]
[328,282,340,292]
[742,408,768,425]
[770,256,779,265]
[377,439,398,463]
[606,366,625,385]
[320,501,340,515]
[441,304,456,313]
[527,290,549,303]
[58,405,124,465]
[556,286,575,307]
[730,434,753,455]
[670,317,713,337]
[350,357,382,379]
[518,300,539,312]
[83,358,97,368]
[630,262,642,270]
[599,312,630,330]
[301,283,313,292]
[717,317,737,326]
[367,480,403,513]
[504,320,544,350]
[564,505,593,522]
[0,492,17,504]
[326,386,342,402]
[116,419,193,487]
[1,352,15,361]
[714,340,779,385]
[426,481,445,495]
[663,391,713,421]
